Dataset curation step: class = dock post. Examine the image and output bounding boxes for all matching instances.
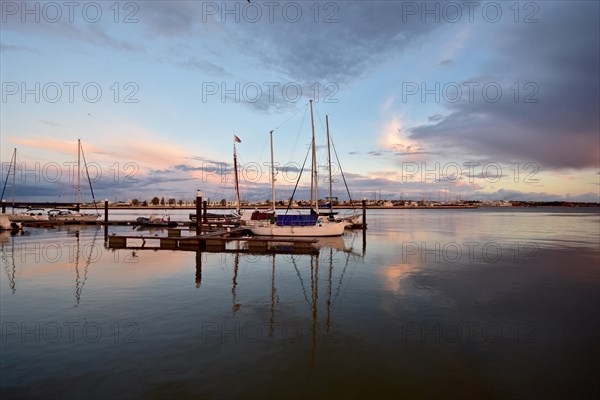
[196,190,202,234]
[1,200,5,214]
[104,200,109,224]
[203,200,208,224]
[362,199,367,230]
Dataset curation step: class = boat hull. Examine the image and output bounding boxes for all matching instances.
[49,214,99,222]
[0,215,22,230]
[9,214,49,222]
[249,221,347,237]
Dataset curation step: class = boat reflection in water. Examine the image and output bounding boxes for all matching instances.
[70,227,99,306]
[190,233,362,369]
[1,231,17,294]
[2,209,599,399]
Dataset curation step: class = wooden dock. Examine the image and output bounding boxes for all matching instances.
[106,228,320,255]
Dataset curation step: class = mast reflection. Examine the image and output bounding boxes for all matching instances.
[232,252,241,314]
[73,227,99,306]
[1,232,17,294]
[270,253,277,337]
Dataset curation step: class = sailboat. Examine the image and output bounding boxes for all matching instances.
[1,149,47,223]
[49,139,100,222]
[249,100,347,237]
[189,135,244,224]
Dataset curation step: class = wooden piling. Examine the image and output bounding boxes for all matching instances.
[362,199,367,230]
[104,200,109,223]
[203,200,208,224]
[196,191,202,234]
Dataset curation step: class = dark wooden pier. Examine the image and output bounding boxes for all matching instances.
[107,227,320,255]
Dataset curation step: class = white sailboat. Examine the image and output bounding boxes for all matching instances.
[49,139,100,222]
[249,100,347,237]
[1,148,48,223]
[10,208,49,222]
[189,135,244,224]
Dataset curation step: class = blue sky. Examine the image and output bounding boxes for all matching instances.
[1,1,599,203]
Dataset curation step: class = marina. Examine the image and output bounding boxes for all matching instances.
[2,2,598,398]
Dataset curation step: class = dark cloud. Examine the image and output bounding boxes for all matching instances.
[427,114,444,122]
[37,120,62,127]
[178,57,233,77]
[231,2,443,85]
[0,44,39,54]
[188,156,230,166]
[409,3,600,170]
[2,10,143,53]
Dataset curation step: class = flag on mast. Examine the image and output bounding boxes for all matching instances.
[234,135,241,143]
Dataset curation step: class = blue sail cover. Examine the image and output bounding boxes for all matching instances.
[276,211,318,226]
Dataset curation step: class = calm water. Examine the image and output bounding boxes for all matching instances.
[1,208,599,399]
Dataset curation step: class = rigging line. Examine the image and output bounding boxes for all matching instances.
[0,149,16,202]
[256,130,270,170]
[312,105,328,150]
[257,102,307,173]
[79,144,99,214]
[273,100,308,132]
[287,105,309,165]
[284,138,312,215]
[330,134,355,210]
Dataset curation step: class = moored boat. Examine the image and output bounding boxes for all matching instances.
[0,214,22,230]
[48,209,99,222]
[136,215,178,227]
[249,100,347,237]
[8,208,49,222]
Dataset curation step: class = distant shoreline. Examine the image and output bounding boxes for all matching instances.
[77,205,481,210]
[74,204,598,210]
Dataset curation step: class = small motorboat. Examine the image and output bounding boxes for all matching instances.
[136,215,178,227]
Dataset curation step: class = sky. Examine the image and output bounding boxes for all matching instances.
[1,0,599,203]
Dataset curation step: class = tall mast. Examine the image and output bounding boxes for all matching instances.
[11,148,16,210]
[326,114,332,209]
[309,100,319,213]
[77,139,81,206]
[233,138,241,213]
[269,130,276,213]
[1,148,16,207]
